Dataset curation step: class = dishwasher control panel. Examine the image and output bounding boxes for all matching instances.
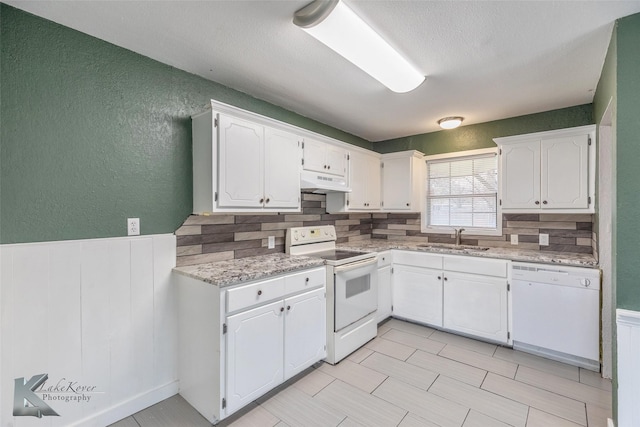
[511,262,600,289]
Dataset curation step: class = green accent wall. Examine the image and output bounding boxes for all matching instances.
[372,104,594,155]
[614,13,640,312]
[0,4,371,244]
[593,12,640,423]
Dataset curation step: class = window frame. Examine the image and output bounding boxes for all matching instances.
[422,147,502,236]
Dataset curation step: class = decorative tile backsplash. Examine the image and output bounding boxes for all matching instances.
[175,193,373,266]
[371,212,595,254]
[175,193,595,266]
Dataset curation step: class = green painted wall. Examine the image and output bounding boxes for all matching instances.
[0,4,371,244]
[373,104,594,155]
[614,12,640,312]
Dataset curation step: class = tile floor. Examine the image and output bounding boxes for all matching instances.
[110,319,612,427]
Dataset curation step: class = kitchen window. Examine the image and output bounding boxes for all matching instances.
[423,148,501,235]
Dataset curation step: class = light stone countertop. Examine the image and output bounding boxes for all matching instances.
[337,239,599,268]
[174,239,598,288]
[173,253,325,288]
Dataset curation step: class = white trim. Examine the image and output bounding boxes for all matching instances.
[423,147,498,162]
[617,308,640,326]
[493,124,596,145]
[68,382,179,427]
[422,147,502,236]
[1,232,175,247]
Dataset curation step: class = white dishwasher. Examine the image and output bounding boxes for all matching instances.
[511,262,601,371]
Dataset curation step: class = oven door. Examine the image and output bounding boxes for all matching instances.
[334,257,378,331]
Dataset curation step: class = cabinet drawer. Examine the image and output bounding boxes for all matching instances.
[443,255,508,278]
[285,267,325,294]
[227,276,286,313]
[394,250,442,269]
[377,251,392,268]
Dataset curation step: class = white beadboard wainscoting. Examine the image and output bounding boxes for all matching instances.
[0,234,177,427]
[617,308,640,427]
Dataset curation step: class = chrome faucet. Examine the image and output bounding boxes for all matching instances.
[454,228,465,246]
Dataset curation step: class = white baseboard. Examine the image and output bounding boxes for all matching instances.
[68,381,179,427]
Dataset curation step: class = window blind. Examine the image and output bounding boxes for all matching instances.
[426,153,498,229]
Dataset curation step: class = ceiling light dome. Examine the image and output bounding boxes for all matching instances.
[438,117,464,130]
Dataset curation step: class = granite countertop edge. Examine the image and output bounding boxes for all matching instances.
[336,240,599,268]
[174,240,598,287]
[173,253,325,288]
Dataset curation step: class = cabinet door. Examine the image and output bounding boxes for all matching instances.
[392,265,443,327]
[347,152,369,209]
[218,114,264,207]
[541,135,589,209]
[226,300,284,414]
[501,141,540,209]
[366,154,381,210]
[302,138,327,174]
[443,272,508,343]
[325,145,348,177]
[377,265,392,323]
[284,288,326,379]
[382,156,412,210]
[348,152,380,210]
[264,128,301,209]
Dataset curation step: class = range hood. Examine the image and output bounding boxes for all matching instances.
[300,170,351,194]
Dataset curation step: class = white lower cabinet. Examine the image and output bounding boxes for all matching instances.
[443,272,509,343]
[391,252,510,344]
[284,288,326,378]
[392,265,443,327]
[177,266,326,424]
[226,300,284,414]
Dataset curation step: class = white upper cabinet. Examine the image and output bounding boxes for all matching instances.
[326,150,380,211]
[541,135,589,209]
[302,138,348,178]
[192,102,302,213]
[218,115,265,208]
[264,127,302,209]
[500,141,541,210]
[349,150,381,210]
[495,125,595,213]
[381,150,424,212]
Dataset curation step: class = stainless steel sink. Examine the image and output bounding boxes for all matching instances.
[417,244,490,251]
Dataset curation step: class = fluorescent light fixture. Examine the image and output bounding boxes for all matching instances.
[294,0,425,93]
[438,116,464,129]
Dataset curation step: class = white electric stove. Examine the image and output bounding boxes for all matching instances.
[286,225,378,364]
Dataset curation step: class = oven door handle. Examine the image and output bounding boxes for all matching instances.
[333,257,377,272]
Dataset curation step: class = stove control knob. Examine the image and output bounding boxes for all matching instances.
[293,230,299,241]
[301,230,306,238]
[581,278,591,287]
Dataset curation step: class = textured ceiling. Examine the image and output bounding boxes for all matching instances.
[6,1,640,141]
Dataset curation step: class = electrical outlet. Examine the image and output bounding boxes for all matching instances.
[127,218,140,236]
[539,233,549,246]
[510,234,518,245]
[268,236,275,249]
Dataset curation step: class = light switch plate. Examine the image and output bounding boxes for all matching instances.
[510,234,518,245]
[268,236,275,249]
[539,233,549,246]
